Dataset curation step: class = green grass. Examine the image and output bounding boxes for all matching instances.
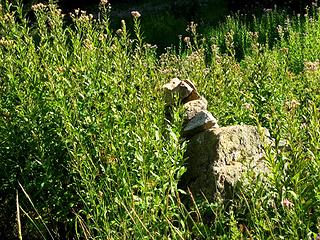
[109,0,228,51]
[0,1,319,239]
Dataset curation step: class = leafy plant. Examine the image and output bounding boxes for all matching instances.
[0,1,319,239]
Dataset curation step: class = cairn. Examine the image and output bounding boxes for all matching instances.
[163,78,270,200]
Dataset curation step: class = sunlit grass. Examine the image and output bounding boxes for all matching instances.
[0,1,319,239]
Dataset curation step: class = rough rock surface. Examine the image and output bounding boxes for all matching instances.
[180,125,270,200]
[182,110,219,137]
[183,79,197,91]
[182,79,201,102]
[163,78,193,104]
[183,97,208,120]
[163,78,201,104]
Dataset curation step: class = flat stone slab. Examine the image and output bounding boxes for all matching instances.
[183,110,218,137]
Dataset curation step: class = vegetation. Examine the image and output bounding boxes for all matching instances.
[0,1,319,239]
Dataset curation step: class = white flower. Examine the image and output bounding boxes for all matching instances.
[131,11,141,18]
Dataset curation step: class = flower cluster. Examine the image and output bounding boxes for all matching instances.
[131,11,141,18]
[116,29,123,36]
[183,36,190,44]
[0,37,14,47]
[31,3,63,17]
[100,0,108,6]
[48,4,63,16]
[56,67,65,73]
[83,38,94,50]
[304,60,319,71]
[187,49,204,64]
[99,0,111,12]
[70,9,94,22]
[280,47,289,54]
[98,33,108,41]
[186,21,198,35]
[281,198,294,208]
[31,3,46,11]
[285,99,300,111]
[243,103,253,110]
[2,13,14,23]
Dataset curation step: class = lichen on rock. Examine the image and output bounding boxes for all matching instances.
[181,125,271,200]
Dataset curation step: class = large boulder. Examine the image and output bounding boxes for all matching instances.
[180,125,271,200]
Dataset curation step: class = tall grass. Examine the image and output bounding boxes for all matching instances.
[0,1,319,239]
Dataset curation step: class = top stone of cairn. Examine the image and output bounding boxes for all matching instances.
[163,78,200,104]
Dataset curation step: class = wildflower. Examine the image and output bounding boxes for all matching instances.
[3,13,14,22]
[211,44,219,53]
[277,25,284,38]
[285,99,300,111]
[290,99,300,108]
[249,31,259,38]
[131,11,141,18]
[31,3,46,11]
[56,67,65,73]
[47,3,62,15]
[110,44,117,52]
[98,191,103,198]
[280,47,289,54]
[243,103,252,110]
[0,37,14,47]
[100,0,108,6]
[304,60,319,71]
[98,33,107,41]
[144,43,158,49]
[73,9,93,22]
[116,29,123,36]
[56,8,62,15]
[203,68,210,75]
[186,22,198,35]
[83,38,93,50]
[187,50,202,62]
[301,122,307,129]
[133,195,142,203]
[281,198,294,208]
[79,15,90,22]
[183,36,190,43]
[47,4,55,9]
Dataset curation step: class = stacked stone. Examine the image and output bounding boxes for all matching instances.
[162,78,219,137]
[163,78,270,201]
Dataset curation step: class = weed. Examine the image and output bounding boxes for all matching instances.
[0,1,319,239]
